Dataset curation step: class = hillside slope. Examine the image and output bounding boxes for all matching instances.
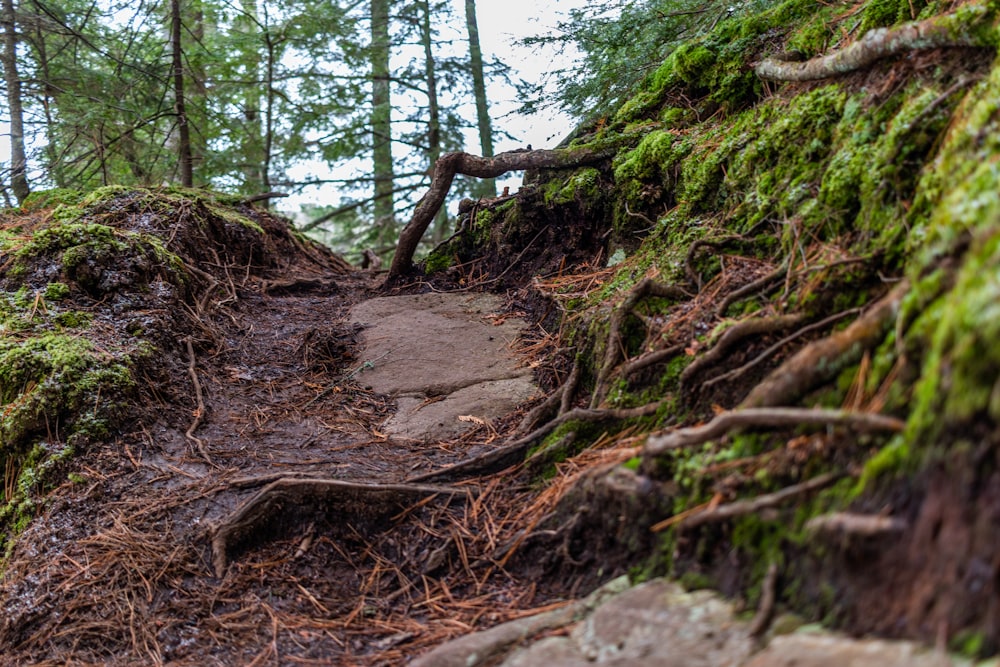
[2,0,1000,663]
[409,0,1000,656]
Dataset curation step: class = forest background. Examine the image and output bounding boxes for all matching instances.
[0,0,697,262]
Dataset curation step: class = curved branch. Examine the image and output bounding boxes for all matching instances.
[409,401,664,484]
[592,278,691,407]
[755,8,996,82]
[679,313,805,391]
[388,146,617,280]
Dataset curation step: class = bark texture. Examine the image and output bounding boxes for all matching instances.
[371,0,396,244]
[465,0,496,198]
[739,281,909,408]
[170,0,194,187]
[1,0,29,202]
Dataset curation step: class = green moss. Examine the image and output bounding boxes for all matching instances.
[52,311,92,329]
[678,570,714,591]
[423,248,455,274]
[786,10,837,57]
[21,189,85,211]
[43,282,71,301]
[544,168,604,207]
[950,629,987,658]
[858,0,930,33]
[80,185,132,206]
[672,44,717,88]
[613,90,663,125]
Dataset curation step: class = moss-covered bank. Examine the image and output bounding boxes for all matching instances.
[0,187,339,560]
[417,0,1000,652]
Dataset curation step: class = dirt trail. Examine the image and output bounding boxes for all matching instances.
[0,227,558,666]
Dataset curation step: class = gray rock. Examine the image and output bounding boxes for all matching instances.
[350,292,537,441]
[569,580,753,666]
[410,575,986,667]
[743,633,955,667]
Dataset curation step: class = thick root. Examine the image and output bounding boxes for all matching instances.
[755,8,994,82]
[209,478,467,577]
[739,282,908,408]
[389,146,618,279]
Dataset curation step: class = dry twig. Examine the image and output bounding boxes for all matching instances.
[183,337,214,467]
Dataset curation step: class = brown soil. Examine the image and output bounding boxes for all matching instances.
[0,193,601,666]
[2,183,998,665]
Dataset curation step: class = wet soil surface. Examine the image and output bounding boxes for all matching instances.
[0,209,567,665]
[2,264,580,665]
[3,192,996,665]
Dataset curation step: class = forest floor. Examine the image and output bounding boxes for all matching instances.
[0,216,608,665]
[1,188,993,666]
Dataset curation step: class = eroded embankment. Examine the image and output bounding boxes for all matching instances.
[410,0,1000,658]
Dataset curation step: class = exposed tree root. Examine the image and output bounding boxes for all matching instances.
[643,407,905,457]
[183,337,215,468]
[388,146,619,279]
[209,478,467,577]
[261,277,339,295]
[714,262,788,317]
[740,281,908,408]
[515,358,581,435]
[805,511,908,537]
[679,313,805,392]
[409,402,664,484]
[621,344,686,379]
[755,8,994,82]
[592,278,691,407]
[701,307,862,391]
[677,471,843,529]
[748,562,779,640]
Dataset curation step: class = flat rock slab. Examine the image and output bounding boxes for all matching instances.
[350,292,537,441]
[412,576,984,667]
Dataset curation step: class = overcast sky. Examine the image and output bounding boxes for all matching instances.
[474,0,590,150]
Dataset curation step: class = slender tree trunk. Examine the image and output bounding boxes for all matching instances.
[262,21,274,196]
[237,0,264,193]
[170,0,194,187]
[1,0,30,203]
[187,0,208,183]
[389,145,618,279]
[419,0,447,242]
[371,0,396,245]
[464,0,494,198]
[26,3,61,185]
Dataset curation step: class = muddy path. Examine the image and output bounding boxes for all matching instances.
[0,198,576,666]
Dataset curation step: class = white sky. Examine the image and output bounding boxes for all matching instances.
[0,0,594,208]
[475,0,588,150]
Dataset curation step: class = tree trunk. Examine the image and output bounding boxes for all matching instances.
[464,0,495,198]
[371,0,396,246]
[262,24,274,196]
[237,0,265,193]
[419,0,447,242]
[170,0,194,187]
[186,0,208,184]
[1,0,30,203]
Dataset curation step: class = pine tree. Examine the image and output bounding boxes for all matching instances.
[464,0,494,197]
[1,0,31,202]
[370,0,395,247]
